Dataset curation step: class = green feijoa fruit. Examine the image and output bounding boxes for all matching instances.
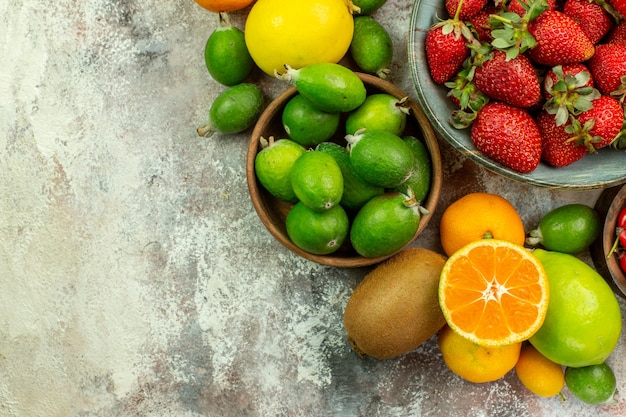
[276,63,367,113]
[526,204,601,254]
[197,83,264,137]
[204,14,255,86]
[346,128,415,188]
[316,141,384,212]
[350,191,423,258]
[286,201,349,255]
[352,0,388,15]
[290,150,344,211]
[565,363,617,404]
[254,137,306,202]
[282,94,341,147]
[350,16,393,79]
[393,136,432,203]
[345,93,409,136]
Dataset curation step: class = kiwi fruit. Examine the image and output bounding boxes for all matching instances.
[343,247,447,359]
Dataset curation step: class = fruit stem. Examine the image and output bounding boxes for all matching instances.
[606,227,624,259]
[525,228,543,247]
[197,120,215,138]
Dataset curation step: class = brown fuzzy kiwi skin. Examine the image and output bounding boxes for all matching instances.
[343,247,447,360]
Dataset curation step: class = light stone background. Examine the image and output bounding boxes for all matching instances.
[1,0,625,416]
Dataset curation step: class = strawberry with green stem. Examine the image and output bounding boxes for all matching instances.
[572,95,624,151]
[587,43,626,103]
[537,110,589,167]
[425,0,476,84]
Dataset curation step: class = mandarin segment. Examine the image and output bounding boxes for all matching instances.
[439,239,549,347]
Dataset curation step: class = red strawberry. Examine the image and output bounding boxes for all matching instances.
[587,43,626,100]
[537,110,588,167]
[446,0,489,20]
[425,14,474,84]
[508,0,556,16]
[527,10,595,66]
[473,50,541,107]
[607,0,626,17]
[467,4,500,42]
[542,63,600,126]
[575,95,624,149]
[471,101,542,173]
[563,0,614,44]
[607,21,626,45]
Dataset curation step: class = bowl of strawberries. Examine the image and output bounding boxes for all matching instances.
[408,0,626,189]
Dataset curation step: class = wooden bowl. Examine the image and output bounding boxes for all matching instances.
[591,184,626,298]
[246,73,443,268]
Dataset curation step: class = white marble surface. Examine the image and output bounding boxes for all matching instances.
[1,0,625,416]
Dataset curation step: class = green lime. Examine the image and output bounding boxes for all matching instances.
[345,93,408,136]
[565,363,616,404]
[352,0,388,15]
[526,204,601,254]
[350,191,423,257]
[197,83,264,136]
[204,13,254,86]
[393,136,432,203]
[290,150,344,211]
[286,201,349,255]
[349,16,393,79]
[316,141,384,212]
[346,128,415,188]
[530,249,622,368]
[254,137,306,202]
[282,94,341,147]
[277,63,367,113]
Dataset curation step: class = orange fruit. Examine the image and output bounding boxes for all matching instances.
[438,325,522,384]
[439,192,525,257]
[193,0,255,13]
[439,239,550,347]
[515,344,564,397]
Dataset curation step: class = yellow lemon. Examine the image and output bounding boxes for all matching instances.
[244,0,356,76]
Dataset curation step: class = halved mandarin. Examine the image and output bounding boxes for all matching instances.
[439,239,550,347]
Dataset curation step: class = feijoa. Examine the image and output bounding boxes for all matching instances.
[316,141,384,212]
[393,136,432,203]
[346,128,415,188]
[197,83,264,137]
[254,137,306,202]
[345,93,409,136]
[350,16,393,79]
[526,204,601,254]
[276,63,367,113]
[350,191,423,258]
[282,94,341,147]
[204,13,254,86]
[290,150,344,211]
[286,201,349,255]
[352,0,388,15]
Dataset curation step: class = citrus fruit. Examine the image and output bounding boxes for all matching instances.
[244,0,356,76]
[194,0,255,12]
[526,204,601,254]
[529,249,622,368]
[316,141,384,212]
[438,325,522,384]
[286,202,349,255]
[254,137,306,202]
[565,363,617,404]
[392,136,432,203]
[197,83,264,136]
[290,150,344,211]
[277,63,367,113]
[282,94,341,147]
[349,16,393,78]
[344,248,447,359]
[346,128,415,188]
[345,93,408,136]
[204,13,254,86]
[349,191,423,258]
[439,192,526,257]
[438,239,550,347]
[515,344,564,397]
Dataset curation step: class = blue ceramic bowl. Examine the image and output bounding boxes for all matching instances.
[408,0,626,190]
